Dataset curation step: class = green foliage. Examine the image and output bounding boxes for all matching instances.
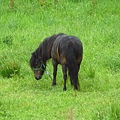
[0,49,20,78]
[93,102,120,120]
[0,61,20,78]
[2,36,13,46]
[0,0,120,119]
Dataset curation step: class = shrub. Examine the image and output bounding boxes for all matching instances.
[0,49,20,78]
[0,61,20,78]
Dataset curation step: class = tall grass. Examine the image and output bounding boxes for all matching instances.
[0,0,120,119]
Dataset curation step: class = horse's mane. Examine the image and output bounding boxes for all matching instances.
[33,33,65,60]
[42,33,65,46]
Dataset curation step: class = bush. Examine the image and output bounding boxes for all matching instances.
[0,60,20,78]
[0,48,20,78]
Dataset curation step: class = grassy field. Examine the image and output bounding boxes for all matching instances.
[0,0,120,119]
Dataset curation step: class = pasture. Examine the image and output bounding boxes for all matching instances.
[0,0,120,119]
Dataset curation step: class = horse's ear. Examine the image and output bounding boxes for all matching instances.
[31,52,34,55]
[32,52,37,58]
[31,52,35,56]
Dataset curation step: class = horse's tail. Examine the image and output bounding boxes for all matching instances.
[66,42,79,90]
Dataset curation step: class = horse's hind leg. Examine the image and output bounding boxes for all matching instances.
[73,75,79,90]
[68,71,73,85]
[69,69,79,90]
[62,65,67,91]
[76,61,82,90]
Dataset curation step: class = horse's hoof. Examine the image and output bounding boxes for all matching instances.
[74,87,80,91]
[52,83,56,86]
[63,88,67,91]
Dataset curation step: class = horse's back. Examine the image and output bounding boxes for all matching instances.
[59,35,83,57]
[51,34,83,64]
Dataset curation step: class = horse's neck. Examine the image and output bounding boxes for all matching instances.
[42,39,55,61]
[42,34,65,61]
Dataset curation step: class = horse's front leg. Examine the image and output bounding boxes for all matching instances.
[52,59,58,86]
[62,65,67,91]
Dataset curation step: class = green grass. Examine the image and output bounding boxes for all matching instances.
[0,0,120,119]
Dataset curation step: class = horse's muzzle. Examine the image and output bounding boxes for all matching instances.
[35,75,42,80]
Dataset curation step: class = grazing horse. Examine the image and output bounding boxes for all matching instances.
[30,33,83,91]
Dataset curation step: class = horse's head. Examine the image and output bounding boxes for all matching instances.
[30,52,46,80]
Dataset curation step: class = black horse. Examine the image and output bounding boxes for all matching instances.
[30,33,83,91]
